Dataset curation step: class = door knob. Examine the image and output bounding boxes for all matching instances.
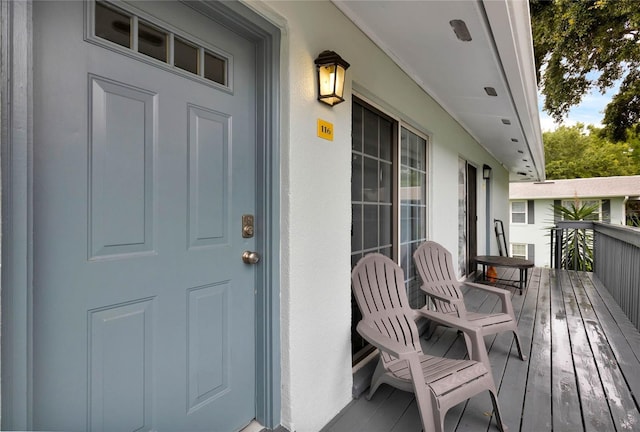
[242,251,261,264]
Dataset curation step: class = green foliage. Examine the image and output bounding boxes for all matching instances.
[531,0,640,141]
[543,124,639,179]
[552,201,598,271]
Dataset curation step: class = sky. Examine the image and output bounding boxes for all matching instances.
[538,80,621,132]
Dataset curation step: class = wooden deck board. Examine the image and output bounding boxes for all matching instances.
[569,271,640,431]
[549,269,582,430]
[520,266,552,432]
[321,268,640,432]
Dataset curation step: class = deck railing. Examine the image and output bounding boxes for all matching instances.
[551,221,640,330]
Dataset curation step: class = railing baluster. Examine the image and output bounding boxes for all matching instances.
[588,223,640,331]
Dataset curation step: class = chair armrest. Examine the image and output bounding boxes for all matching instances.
[356,321,416,360]
[420,285,465,308]
[462,281,514,316]
[417,308,481,335]
[463,281,510,297]
[417,308,491,367]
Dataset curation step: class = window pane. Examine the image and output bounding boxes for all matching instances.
[95,2,131,48]
[512,201,526,212]
[400,126,427,304]
[363,205,378,250]
[363,157,378,203]
[379,118,392,161]
[204,51,226,85]
[174,38,198,74]
[512,213,526,224]
[401,205,409,243]
[363,110,379,157]
[408,133,420,168]
[379,204,392,247]
[138,21,167,62]
[351,154,362,202]
[352,105,363,153]
[380,161,392,203]
[512,244,526,258]
[351,204,362,252]
[401,129,409,166]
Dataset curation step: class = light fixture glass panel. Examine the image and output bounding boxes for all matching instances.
[204,51,226,85]
[138,21,167,62]
[174,38,198,74]
[335,65,346,97]
[95,2,131,48]
[318,65,334,95]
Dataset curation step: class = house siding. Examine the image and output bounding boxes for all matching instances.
[510,196,627,268]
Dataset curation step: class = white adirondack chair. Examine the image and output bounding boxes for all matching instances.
[351,253,508,432]
[413,241,527,361]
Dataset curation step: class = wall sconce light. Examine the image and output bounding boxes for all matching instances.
[483,164,492,180]
[314,50,350,106]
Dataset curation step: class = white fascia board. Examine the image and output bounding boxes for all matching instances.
[483,0,545,181]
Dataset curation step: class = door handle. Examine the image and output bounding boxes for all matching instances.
[242,251,261,264]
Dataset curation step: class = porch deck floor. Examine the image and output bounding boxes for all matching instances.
[321,267,640,432]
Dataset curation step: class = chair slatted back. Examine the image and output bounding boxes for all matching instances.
[351,254,423,364]
[413,241,467,316]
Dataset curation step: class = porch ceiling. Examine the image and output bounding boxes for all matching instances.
[333,0,545,182]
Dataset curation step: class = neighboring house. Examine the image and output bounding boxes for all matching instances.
[1,1,543,431]
[509,176,640,267]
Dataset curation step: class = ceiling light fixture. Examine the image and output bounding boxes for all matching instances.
[484,87,497,96]
[450,20,472,41]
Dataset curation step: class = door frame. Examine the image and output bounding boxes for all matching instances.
[0,0,282,429]
[466,163,478,275]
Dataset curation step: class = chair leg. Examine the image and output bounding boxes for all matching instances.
[489,389,509,432]
[366,360,386,400]
[424,320,439,340]
[513,330,528,361]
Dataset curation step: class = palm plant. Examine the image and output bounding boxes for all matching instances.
[552,201,599,272]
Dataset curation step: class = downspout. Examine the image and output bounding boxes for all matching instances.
[485,179,491,254]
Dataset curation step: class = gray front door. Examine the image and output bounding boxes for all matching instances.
[33,1,258,430]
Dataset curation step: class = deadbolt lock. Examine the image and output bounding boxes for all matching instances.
[242,214,255,238]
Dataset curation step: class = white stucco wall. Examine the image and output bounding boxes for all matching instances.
[248,1,510,430]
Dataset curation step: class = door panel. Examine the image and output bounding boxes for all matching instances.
[33,2,257,430]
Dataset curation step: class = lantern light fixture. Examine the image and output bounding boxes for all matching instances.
[314,50,350,106]
[483,164,492,180]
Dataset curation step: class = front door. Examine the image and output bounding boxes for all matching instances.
[33,1,258,430]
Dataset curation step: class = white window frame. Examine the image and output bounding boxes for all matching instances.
[510,243,528,259]
[510,200,528,224]
[561,199,602,221]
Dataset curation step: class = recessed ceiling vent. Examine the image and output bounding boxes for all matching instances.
[511,138,519,142]
[450,20,472,41]
[501,118,511,125]
[484,87,497,96]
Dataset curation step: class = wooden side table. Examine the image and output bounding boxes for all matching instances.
[474,255,534,294]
